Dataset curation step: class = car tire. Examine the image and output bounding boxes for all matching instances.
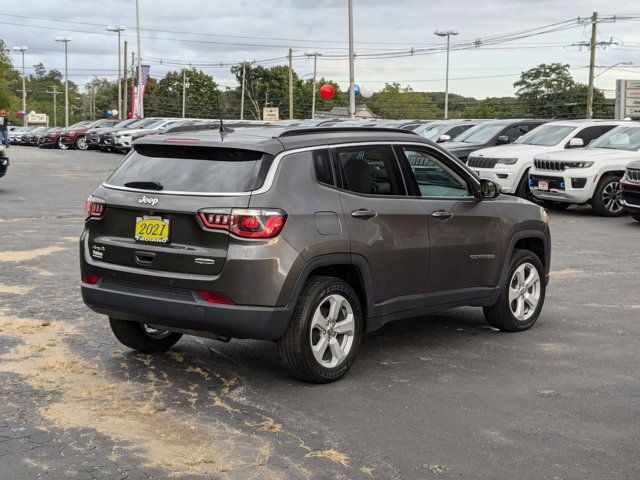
[109,318,182,353]
[75,136,88,151]
[56,137,68,150]
[515,169,536,202]
[591,174,625,217]
[483,249,546,332]
[540,200,569,211]
[277,276,363,383]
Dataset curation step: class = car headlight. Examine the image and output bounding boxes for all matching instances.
[497,158,518,165]
[565,161,594,169]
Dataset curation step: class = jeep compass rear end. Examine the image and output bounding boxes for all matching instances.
[81,126,551,383]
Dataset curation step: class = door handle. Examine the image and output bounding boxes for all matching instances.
[351,209,377,219]
[432,210,453,220]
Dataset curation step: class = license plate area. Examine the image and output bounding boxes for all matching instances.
[538,180,549,191]
[135,216,170,243]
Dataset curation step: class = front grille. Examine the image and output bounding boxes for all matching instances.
[626,168,640,183]
[622,189,640,206]
[101,277,194,301]
[534,159,568,171]
[467,157,500,169]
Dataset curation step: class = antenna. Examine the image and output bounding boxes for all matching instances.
[216,91,232,137]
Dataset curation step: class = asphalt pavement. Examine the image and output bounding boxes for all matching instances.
[1,146,639,479]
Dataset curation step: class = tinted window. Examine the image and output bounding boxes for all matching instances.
[336,145,403,195]
[106,146,273,193]
[447,125,472,140]
[503,124,531,142]
[591,126,640,151]
[516,125,576,146]
[313,149,334,186]
[403,148,472,198]
[456,123,507,144]
[574,125,617,145]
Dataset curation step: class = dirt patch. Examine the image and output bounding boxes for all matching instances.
[0,284,32,295]
[306,449,350,468]
[550,268,584,278]
[0,246,66,262]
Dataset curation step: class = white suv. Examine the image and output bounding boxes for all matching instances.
[467,120,625,200]
[530,123,640,216]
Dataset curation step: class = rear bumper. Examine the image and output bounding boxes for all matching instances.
[81,281,292,341]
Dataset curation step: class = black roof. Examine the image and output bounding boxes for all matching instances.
[133,126,430,155]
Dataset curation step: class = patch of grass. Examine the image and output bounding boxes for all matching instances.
[306,449,349,468]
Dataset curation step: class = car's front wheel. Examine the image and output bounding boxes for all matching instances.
[109,318,183,353]
[483,249,546,332]
[277,276,362,383]
[75,136,88,151]
[515,170,536,202]
[592,174,625,216]
[56,137,68,150]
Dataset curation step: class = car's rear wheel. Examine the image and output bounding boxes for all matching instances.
[56,137,68,150]
[483,249,546,332]
[109,318,182,353]
[591,174,625,216]
[277,276,362,383]
[75,136,88,151]
[540,200,570,211]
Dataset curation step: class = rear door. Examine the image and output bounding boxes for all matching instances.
[87,145,271,277]
[333,144,430,307]
[397,145,502,292]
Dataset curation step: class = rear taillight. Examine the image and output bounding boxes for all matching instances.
[85,196,105,220]
[199,291,234,304]
[82,273,100,285]
[198,208,286,239]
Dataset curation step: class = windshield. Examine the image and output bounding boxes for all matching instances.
[415,123,449,141]
[590,126,640,151]
[139,119,167,130]
[454,123,506,144]
[515,125,575,146]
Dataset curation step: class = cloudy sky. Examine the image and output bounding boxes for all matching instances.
[2,0,640,99]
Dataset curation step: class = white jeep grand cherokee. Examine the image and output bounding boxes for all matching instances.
[529,123,640,216]
[467,120,625,201]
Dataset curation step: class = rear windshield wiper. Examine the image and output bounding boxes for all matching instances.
[124,180,164,190]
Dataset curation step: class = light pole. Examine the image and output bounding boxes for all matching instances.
[55,37,72,127]
[106,25,126,119]
[305,52,322,119]
[348,0,355,119]
[12,46,28,125]
[135,0,143,117]
[434,29,459,120]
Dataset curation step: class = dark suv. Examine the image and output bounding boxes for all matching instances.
[621,160,640,222]
[80,127,551,383]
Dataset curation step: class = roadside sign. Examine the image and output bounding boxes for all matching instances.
[616,80,640,118]
[27,113,48,125]
[263,107,279,122]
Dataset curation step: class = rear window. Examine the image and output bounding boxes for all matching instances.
[106,145,274,193]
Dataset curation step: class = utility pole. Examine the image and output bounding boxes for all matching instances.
[55,37,71,127]
[12,46,28,125]
[305,52,322,119]
[240,62,246,120]
[123,41,128,118]
[288,48,294,119]
[135,0,144,117]
[586,11,598,119]
[45,86,58,127]
[348,0,355,119]
[182,68,187,118]
[435,29,459,120]
[106,26,126,119]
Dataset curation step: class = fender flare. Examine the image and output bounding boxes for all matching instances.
[497,229,551,294]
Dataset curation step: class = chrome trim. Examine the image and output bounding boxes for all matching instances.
[100,140,475,197]
[621,198,640,208]
[83,237,219,281]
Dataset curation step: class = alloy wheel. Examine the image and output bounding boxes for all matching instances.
[508,263,541,322]
[76,137,88,150]
[602,181,623,214]
[309,294,356,368]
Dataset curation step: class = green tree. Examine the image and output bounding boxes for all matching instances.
[369,83,438,119]
[146,68,218,118]
[513,63,609,118]
[464,97,520,118]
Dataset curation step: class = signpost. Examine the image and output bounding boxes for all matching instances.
[615,80,640,119]
[263,107,279,122]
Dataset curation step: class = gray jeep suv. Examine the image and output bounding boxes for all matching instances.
[80,126,551,383]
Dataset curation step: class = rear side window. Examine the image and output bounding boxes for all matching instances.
[313,149,334,186]
[106,145,273,193]
[574,125,616,146]
[336,145,404,195]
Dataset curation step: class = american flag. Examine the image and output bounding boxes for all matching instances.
[134,65,151,86]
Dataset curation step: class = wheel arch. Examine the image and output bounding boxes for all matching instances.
[498,230,551,292]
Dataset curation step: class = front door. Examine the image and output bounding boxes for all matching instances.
[397,145,502,293]
[333,144,430,308]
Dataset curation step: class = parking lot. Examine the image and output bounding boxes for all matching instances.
[0,146,639,479]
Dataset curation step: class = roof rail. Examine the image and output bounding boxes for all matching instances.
[277,127,419,137]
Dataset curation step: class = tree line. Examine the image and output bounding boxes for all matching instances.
[0,38,612,125]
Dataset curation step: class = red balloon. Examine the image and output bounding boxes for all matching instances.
[319,84,335,100]
[16,111,23,117]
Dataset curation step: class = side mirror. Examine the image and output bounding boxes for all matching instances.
[567,137,584,148]
[437,134,451,143]
[479,179,500,199]
[496,135,510,145]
